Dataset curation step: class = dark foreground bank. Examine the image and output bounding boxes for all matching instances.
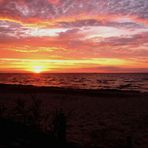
[0,84,148,148]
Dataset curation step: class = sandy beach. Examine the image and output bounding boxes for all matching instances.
[0,84,148,147]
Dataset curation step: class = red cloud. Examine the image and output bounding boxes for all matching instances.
[48,0,59,5]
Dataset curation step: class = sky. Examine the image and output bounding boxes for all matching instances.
[0,0,148,73]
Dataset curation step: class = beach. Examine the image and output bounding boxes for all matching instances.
[0,84,148,147]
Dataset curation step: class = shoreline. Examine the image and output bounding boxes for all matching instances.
[0,83,148,97]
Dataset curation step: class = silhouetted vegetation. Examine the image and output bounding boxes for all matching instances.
[0,96,77,148]
[0,94,148,148]
[52,109,67,144]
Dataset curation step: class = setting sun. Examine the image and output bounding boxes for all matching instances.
[33,66,43,73]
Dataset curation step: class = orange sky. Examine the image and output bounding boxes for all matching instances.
[0,0,148,73]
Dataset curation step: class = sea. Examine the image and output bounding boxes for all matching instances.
[0,73,148,92]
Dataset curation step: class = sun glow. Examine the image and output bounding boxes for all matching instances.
[32,66,44,73]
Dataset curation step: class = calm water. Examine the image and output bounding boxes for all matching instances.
[0,73,148,92]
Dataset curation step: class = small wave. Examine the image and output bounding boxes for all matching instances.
[118,84,132,89]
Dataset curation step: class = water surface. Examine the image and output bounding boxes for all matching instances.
[0,73,148,92]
